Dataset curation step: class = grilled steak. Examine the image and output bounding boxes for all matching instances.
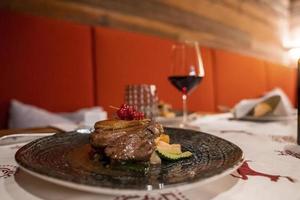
[90,119,163,161]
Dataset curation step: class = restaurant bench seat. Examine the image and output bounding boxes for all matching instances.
[0,11,95,128]
[93,27,216,114]
[266,62,297,106]
[0,11,297,128]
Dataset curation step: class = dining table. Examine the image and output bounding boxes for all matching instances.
[0,112,299,200]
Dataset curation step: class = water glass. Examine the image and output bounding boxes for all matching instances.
[125,84,159,119]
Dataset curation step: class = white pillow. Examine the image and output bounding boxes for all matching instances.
[9,100,76,129]
[8,100,107,130]
[59,106,107,127]
[59,107,104,124]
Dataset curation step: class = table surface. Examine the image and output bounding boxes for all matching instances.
[0,113,299,200]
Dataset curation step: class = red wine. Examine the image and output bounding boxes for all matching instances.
[168,76,203,94]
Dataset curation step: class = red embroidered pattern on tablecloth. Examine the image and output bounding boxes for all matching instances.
[0,165,18,178]
[231,160,295,182]
[276,150,300,159]
[114,192,188,200]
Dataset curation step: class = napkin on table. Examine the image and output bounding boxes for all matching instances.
[232,88,294,119]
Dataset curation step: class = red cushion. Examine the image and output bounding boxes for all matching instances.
[0,11,94,128]
[213,49,267,108]
[266,62,297,107]
[94,27,216,116]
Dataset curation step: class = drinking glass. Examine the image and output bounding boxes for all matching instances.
[125,84,159,119]
[168,41,205,126]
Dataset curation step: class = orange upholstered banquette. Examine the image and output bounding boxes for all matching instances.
[0,11,94,128]
[0,11,297,129]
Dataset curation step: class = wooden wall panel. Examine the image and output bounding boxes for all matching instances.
[0,0,291,64]
[290,0,300,46]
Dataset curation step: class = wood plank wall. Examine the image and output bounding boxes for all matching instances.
[0,0,291,64]
[290,0,300,46]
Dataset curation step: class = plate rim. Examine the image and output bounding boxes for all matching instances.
[15,128,244,195]
[18,156,244,195]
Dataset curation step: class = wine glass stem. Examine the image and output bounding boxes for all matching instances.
[182,94,187,124]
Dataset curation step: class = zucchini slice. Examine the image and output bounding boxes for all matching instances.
[156,141,182,154]
[156,149,193,161]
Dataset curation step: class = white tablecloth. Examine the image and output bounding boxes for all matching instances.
[1,113,299,200]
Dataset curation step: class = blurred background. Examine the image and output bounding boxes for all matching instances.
[0,0,298,129]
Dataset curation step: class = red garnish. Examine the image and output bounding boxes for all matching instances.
[113,104,145,120]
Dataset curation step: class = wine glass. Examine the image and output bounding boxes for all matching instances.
[168,41,205,127]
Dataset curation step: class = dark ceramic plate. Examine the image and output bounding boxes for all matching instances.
[15,128,243,195]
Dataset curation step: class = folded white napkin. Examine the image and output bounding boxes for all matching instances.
[233,88,294,119]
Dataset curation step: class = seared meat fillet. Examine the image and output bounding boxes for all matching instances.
[90,119,163,161]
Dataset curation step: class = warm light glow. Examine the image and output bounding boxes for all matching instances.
[283,38,300,49]
[288,48,300,61]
